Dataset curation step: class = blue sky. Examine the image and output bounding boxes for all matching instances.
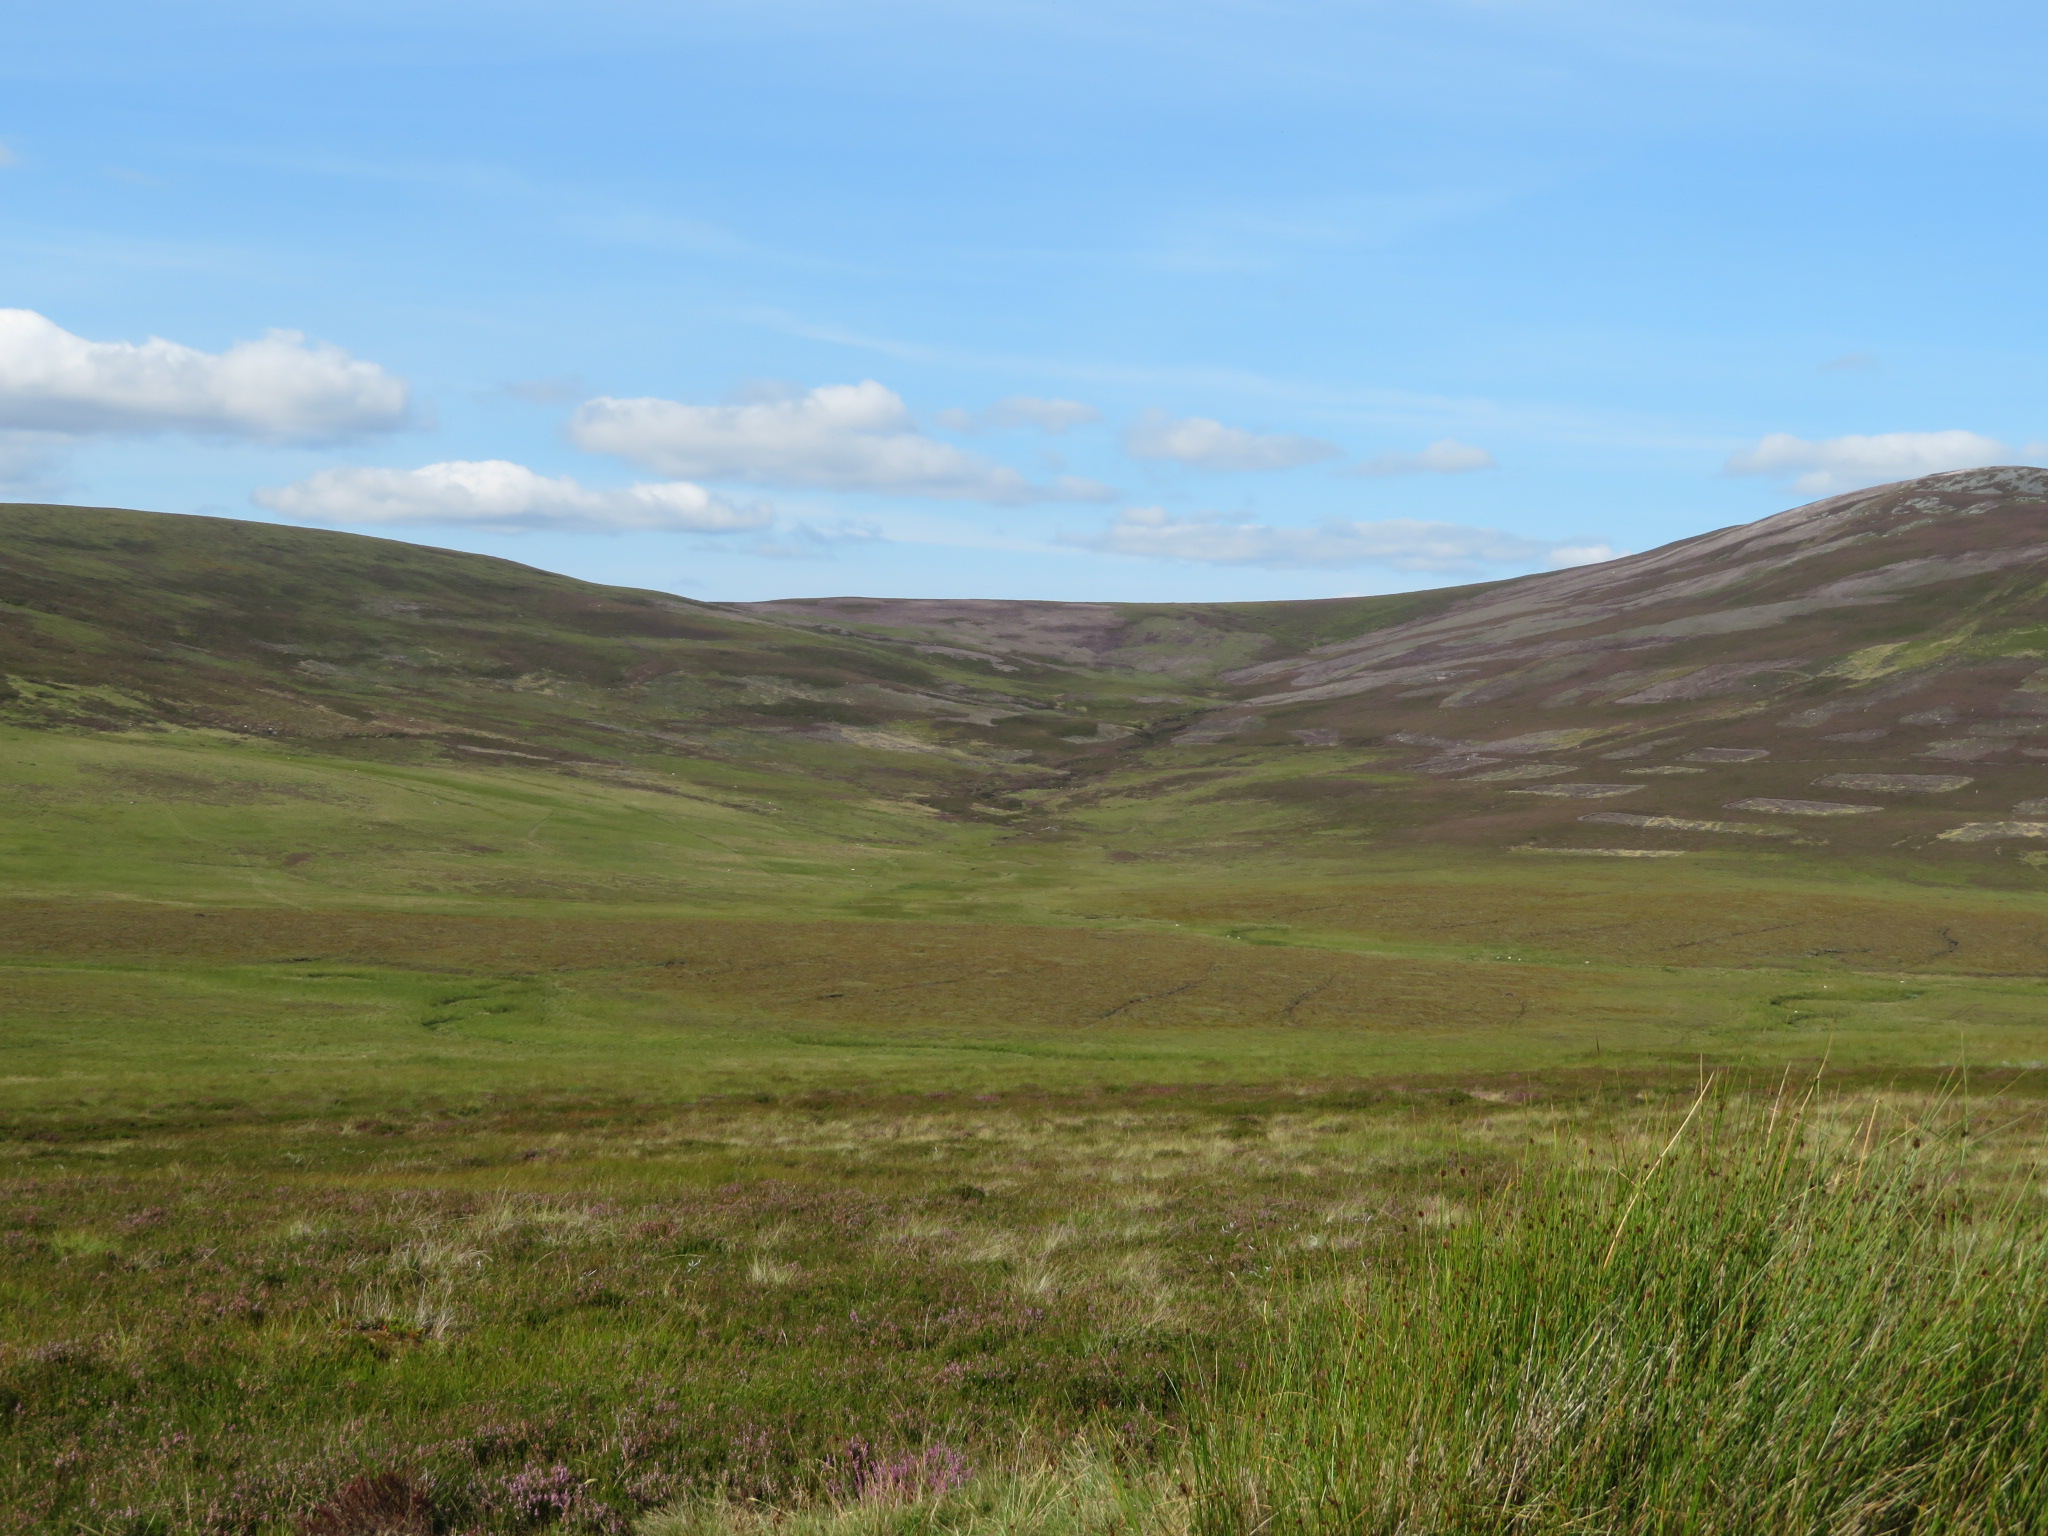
[3,0,2044,602]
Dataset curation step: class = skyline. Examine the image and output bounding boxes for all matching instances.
[3,0,2044,603]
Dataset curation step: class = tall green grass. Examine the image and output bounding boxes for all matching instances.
[1192,1086,2048,1536]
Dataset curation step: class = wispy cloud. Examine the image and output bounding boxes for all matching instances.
[1123,409,1339,471]
[749,518,886,560]
[1347,438,1496,477]
[569,380,1112,503]
[1067,506,1614,572]
[203,146,867,277]
[1724,430,2040,496]
[254,459,770,533]
[1133,182,1542,274]
[934,396,1099,433]
[0,431,64,497]
[732,306,1733,454]
[496,375,583,406]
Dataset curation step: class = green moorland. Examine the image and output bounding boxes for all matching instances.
[7,504,2048,1533]
[10,723,2048,1536]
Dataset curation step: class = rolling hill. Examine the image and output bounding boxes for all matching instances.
[746,466,2048,866]
[6,474,2048,1258]
[7,469,2048,886]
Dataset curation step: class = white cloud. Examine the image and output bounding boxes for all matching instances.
[1347,438,1497,477]
[935,396,1100,433]
[0,309,411,442]
[568,380,1109,503]
[1068,507,1615,572]
[1122,410,1340,471]
[1723,430,2037,496]
[253,460,771,533]
[0,143,16,169]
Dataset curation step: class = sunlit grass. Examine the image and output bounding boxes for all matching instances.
[1192,1084,2048,1536]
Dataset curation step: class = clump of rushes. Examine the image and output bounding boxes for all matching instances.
[1192,1083,2048,1536]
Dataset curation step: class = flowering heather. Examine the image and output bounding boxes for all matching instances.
[2,1078,1524,1531]
[8,1064,2043,1534]
[827,1440,973,1505]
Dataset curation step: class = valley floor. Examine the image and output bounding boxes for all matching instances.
[7,730,2048,1533]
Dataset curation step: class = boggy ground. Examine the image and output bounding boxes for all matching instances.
[10,1071,2047,1535]
[0,1069,1595,1532]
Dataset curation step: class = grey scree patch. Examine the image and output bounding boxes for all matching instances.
[1813,774,1973,793]
[1581,813,1800,839]
[1599,736,1685,760]
[1461,763,1573,783]
[1411,753,1505,774]
[1918,740,2007,761]
[1725,798,1883,816]
[1512,846,1689,858]
[1506,783,1646,799]
[1938,822,2048,843]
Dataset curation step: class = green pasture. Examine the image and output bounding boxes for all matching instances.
[16,724,2048,920]
[5,944,2048,1143]
[5,720,2048,1149]
[0,724,985,912]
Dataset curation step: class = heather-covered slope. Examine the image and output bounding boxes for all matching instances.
[1225,466,2048,721]
[731,584,1501,682]
[8,472,2048,883]
[1113,467,2048,861]
[0,503,1112,771]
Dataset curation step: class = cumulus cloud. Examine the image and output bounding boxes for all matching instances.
[253,460,771,533]
[935,396,1100,433]
[1347,438,1497,478]
[1067,507,1615,573]
[568,381,1109,503]
[1122,410,1341,472]
[0,309,411,442]
[1724,430,2040,496]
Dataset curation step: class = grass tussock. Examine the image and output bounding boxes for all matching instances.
[1194,1085,2048,1536]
